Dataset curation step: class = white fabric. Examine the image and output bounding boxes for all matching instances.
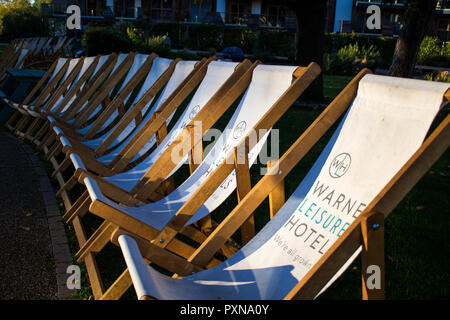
[104,60,241,190]
[118,74,449,300]
[94,60,198,165]
[81,57,173,150]
[89,64,297,231]
[75,54,148,135]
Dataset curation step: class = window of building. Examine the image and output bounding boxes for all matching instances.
[190,0,212,23]
[114,0,135,18]
[228,2,248,25]
[151,0,173,20]
[260,5,287,27]
[87,0,106,16]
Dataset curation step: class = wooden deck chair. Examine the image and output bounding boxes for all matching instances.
[110,72,449,300]
[70,62,320,299]
[57,58,252,299]
[4,57,71,131]
[20,54,109,140]
[58,58,247,221]
[49,56,183,183]
[42,53,138,139]
[5,57,78,132]
[52,58,210,194]
[47,37,67,58]
[42,53,156,171]
[11,57,87,135]
[5,54,116,140]
[36,53,135,149]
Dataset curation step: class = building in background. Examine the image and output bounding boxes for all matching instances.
[50,0,450,41]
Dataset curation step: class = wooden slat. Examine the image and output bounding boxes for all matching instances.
[267,160,285,219]
[361,211,385,300]
[286,115,449,300]
[131,59,256,200]
[234,140,254,245]
[186,68,370,268]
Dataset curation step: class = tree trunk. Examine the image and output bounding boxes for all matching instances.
[295,0,326,101]
[388,0,438,77]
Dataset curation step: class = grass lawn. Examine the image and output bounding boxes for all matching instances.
[29,74,448,300]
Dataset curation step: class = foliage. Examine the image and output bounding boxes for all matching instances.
[324,33,396,67]
[324,43,380,76]
[417,36,450,67]
[150,22,187,49]
[184,23,223,51]
[257,29,295,58]
[425,72,450,82]
[0,0,50,42]
[82,27,135,56]
[222,28,257,53]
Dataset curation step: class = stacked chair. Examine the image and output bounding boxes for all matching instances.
[2,48,449,301]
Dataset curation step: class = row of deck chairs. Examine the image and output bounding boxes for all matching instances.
[1,37,73,71]
[3,52,449,300]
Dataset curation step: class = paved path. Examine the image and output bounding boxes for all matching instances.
[0,129,74,299]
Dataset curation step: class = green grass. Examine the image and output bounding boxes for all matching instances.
[10,74,448,300]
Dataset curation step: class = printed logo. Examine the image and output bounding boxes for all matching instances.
[189,105,201,120]
[233,121,247,139]
[329,153,351,178]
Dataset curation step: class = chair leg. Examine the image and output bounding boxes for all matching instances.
[52,157,71,180]
[23,117,42,140]
[99,269,133,300]
[63,191,90,223]
[34,121,50,143]
[5,110,21,130]
[361,211,385,300]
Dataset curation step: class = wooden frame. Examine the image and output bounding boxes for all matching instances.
[51,58,214,212]
[116,75,448,301]
[75,61,321,299]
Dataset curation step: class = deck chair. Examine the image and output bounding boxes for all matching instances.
[59,58,250,223]
[52,58,212,200]
[35,53,135,148]
[5,57,84,134]
[4,57,71,131]
[21,54,117,141]
[0,48,31,83]
[5,54,117,142]
[110,73,450,300]
[41,53,157,174]
[41,53,146,144]
[49,54,171,157]
[49,56,185,185]
[10,57,87,135]
[69,62,321,299]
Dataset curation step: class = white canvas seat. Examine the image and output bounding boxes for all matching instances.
[70,59,194,164]
[51,53,130,126]
[74,57,174,151]
[25,56,101,118]
[18,57,83,117]
[67,54,150,136]
[71,62,323,300]
[73,60,242,194]
[2,57,68,110]
[113,74,449,300]
[47,55,112,116]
